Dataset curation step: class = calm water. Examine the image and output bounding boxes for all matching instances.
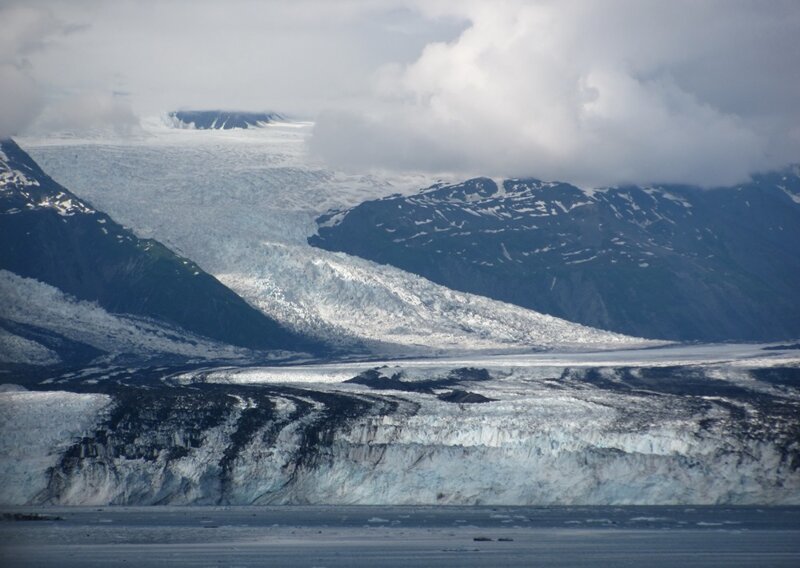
[2,505,799,567]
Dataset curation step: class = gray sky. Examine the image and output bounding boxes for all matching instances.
[2,0,799,186]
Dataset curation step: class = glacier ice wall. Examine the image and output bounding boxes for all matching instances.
[3,361,798,506]
[0,388,111,504]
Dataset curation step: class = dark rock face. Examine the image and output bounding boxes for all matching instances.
[345,367,493,394]
[310,175,800,341]
[345,367,496,403]
[0,139,321,354]
[436,389,495,404]
[168,110,284,129]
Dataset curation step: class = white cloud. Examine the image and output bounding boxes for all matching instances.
[311,0,800,187]
[14,0,463,120]
[0,63,42,140]
[4,0,798,186]
[30,92,140,135]
[0,4,63,139]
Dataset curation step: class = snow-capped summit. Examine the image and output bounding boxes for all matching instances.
[1,140,95,217]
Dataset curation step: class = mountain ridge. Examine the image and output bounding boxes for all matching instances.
[311,172,800,341]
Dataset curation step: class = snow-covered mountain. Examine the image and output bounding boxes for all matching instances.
[0,138,322,365]
[2,344,798,505]
[311,175,800,342]
[17,124,651,355]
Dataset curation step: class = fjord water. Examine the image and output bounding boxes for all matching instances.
[2,505,799,567]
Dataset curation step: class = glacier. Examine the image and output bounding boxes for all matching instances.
[0,387,111,505]
[2,344,798,506]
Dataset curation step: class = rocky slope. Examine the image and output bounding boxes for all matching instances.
[311,175,800,341]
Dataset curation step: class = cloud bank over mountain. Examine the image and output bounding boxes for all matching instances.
[2,0,798,186]
[0,5,62,139]
[311,0,800,187]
